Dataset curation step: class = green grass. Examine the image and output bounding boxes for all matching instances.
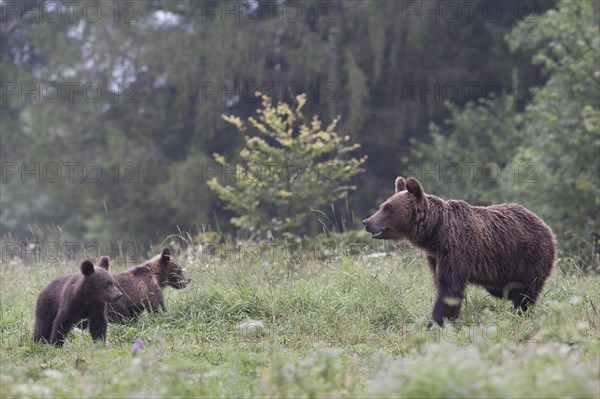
[1,244,599,398]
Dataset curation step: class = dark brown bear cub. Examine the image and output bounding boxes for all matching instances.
[33,258,123,346]
[107,247,190,323]
[363,176,556,326]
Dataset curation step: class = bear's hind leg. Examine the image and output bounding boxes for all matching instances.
[33,318,53,343]
[510,289,533,312]
[509,279,543,312]
[33,299,56,343]
[486,288,504,299]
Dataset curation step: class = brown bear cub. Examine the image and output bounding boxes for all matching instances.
[363,176,556,326]
[33,258,123,347]
[106,247,190,323]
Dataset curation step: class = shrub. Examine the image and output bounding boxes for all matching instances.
[208,93,366,239]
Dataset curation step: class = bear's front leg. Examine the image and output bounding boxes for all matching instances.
[432,257,467,326]
[427,256,437,275]
[88,314,108,343]
[144,290,165,313]
[432,290,463,326]
[50,313,74,347]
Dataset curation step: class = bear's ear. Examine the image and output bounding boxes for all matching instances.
[406,177,424,200]
[98,256,110,271]
[160,247,171,263]
[81,260,95,276]
[395,176,406,193]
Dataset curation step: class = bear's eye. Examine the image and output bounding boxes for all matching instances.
[383,204,391,212]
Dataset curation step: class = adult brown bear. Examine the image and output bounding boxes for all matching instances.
[363,176,556,326]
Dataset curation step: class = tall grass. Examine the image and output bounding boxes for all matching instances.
[1,240,598,398]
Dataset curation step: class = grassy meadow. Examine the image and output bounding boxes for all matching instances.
[1,239,599,398]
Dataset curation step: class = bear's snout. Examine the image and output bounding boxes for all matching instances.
[363,215,376,233]
[363,212,389,239]
[174,276,191,289]
[110,288,124,303]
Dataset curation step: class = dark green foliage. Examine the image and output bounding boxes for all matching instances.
[410,96,525,205]
[507,0,600,253]
[4,0,595,255]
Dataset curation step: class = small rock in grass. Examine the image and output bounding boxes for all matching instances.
[363,252,387,261]
[235,320,265,332]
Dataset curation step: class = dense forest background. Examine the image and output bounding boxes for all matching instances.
[1,0,598,255]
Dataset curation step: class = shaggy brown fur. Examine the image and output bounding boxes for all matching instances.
[106,247,190,323]
[33,258,123,347]
[363,176,556,326]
